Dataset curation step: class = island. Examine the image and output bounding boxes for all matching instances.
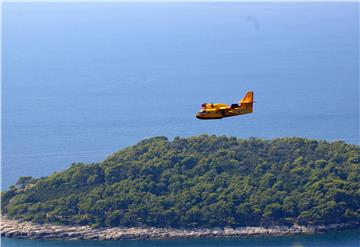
[1,135,359,240]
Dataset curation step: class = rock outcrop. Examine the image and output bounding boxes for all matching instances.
[1,216,357,240]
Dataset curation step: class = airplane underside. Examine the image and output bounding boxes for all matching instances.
[196,111,249,120]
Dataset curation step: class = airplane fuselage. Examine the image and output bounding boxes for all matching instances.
[196,91,254,120]
[196,104,252,120]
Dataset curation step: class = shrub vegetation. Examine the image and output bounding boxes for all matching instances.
[2,135,360,228]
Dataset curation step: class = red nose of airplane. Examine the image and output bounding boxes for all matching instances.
[196,113,205,119]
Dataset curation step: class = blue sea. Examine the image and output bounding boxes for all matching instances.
[2,229,360,247]
[2,2,359,246]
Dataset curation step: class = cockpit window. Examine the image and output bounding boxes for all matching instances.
[200,109,207,113]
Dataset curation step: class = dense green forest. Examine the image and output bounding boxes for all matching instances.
[2,135,360,228]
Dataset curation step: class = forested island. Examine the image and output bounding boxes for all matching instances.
[1,135,360,240]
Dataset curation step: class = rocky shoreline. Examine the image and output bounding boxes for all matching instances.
[1,216,358,241]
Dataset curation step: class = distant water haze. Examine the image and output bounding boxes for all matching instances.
[2,2,359,191]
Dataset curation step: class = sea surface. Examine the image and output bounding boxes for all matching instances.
[1,2,359,246]
[2,229,360,247]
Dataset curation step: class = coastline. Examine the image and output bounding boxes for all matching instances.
[1,216,358,241]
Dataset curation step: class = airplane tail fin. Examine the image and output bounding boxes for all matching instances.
[239,91,254,112]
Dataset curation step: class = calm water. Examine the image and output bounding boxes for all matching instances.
[1,2,359,246]
[2,229,360,247]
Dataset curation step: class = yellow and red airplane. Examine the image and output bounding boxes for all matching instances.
[196,91,254,120]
